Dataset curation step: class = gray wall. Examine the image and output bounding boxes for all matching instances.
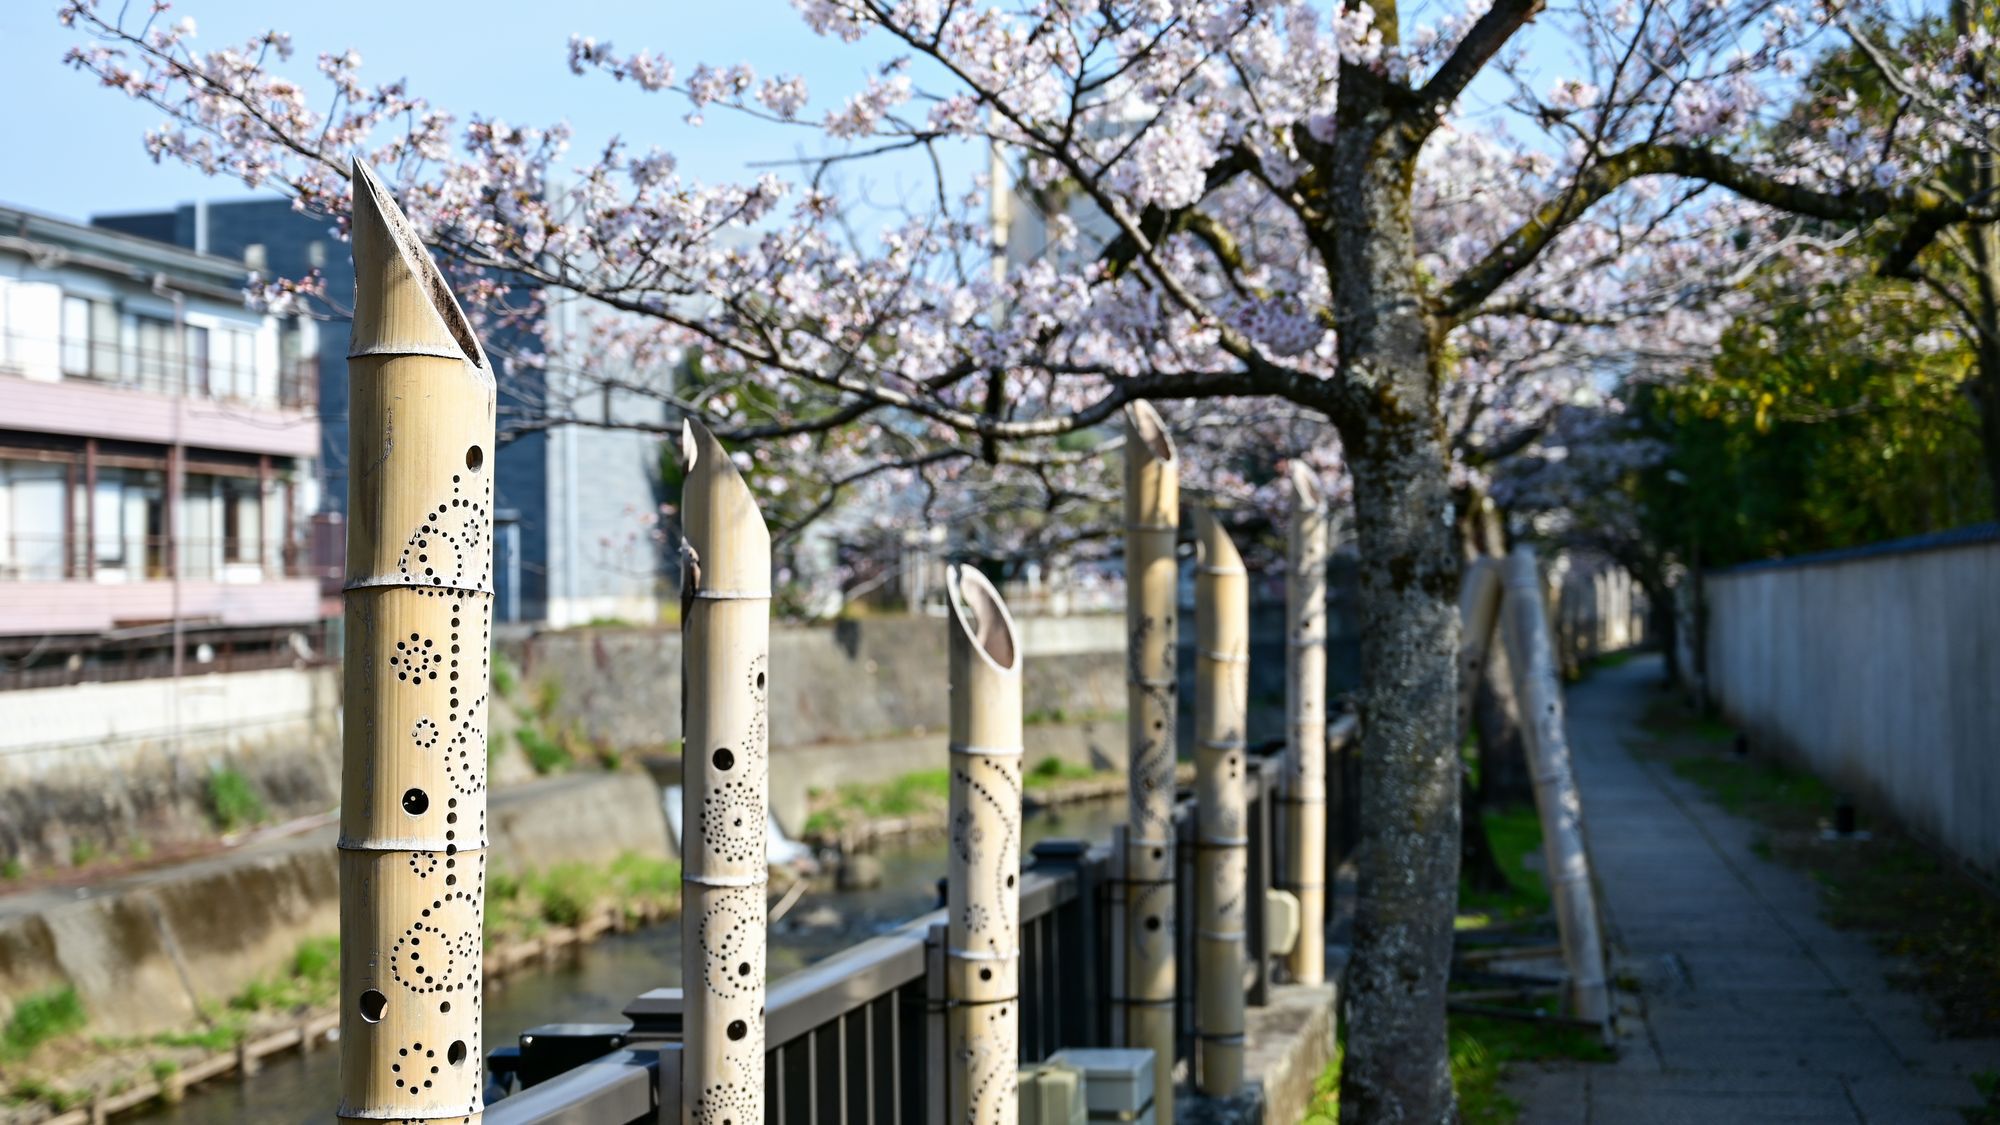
[1703,527,2000,876]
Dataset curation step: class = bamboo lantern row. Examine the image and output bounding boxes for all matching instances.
[945,566,1024,1123]
[1278,464,1329,986]
[1192,509,1249,1097]
[1457,558,1504,746]
[1121,402,1180,1121]
[338,160,495,1125]
[1498,547,1612,1026]
[678,419,774,1125]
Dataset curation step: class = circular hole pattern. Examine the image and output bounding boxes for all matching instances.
[448,1040,468,1066]
[712,747,734,771]
[359,989,387,1023]
[466,445,484,472]
[1145,915,1162,932]
[403,788,430,816]
[726,1019,748,1041]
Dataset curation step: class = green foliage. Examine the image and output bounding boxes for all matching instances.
[1968,1070,2000,1124]
[1634,276,1990,569]
[517,726,572,774]
[1023,756,1099,789]
[7,1077,85,1112]
[0,857,21,881]
[532,677,563,720]
[803,768,954,835]
[205,767,268,833]
[2,987,85,1060]
[68,839,101,867]
[1457,805,1550,928]
[149,1058,180,1082]
[491,652,519,699]
[1301,1011,1609,1123]
[486,853,681,938]
[228,935,340,1014]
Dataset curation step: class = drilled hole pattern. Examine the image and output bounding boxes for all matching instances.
[691,1084,758,1125]
[397,474,492,590]
[697,886,765,1000]
[949,754,1021,959]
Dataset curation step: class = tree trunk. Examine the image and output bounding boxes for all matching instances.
[1330,133,1461,1124]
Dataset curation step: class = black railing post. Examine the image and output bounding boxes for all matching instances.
[1029,838,1103,1050]
[1246,757,1273,1007]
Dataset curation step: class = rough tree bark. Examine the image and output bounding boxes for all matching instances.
[1324,119,1466,1122]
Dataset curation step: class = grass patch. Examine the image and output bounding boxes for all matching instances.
[1458,804,1550,928]
[492,652,519,699]
[802,769,953,836]
[1300,1016,1608,1124]
[2,987,85,1061]
[485,852,681,941]
[1638,701,2000,1040]
[1967,1071,2000,1124]
[517,726,572,774]
[205,767,268,833]
[1022,756,1104,790]
[228,936,340,1014]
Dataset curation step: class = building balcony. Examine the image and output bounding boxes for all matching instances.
[0,365,317,459]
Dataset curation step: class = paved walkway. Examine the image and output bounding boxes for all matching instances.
[1510,655,1997,1125]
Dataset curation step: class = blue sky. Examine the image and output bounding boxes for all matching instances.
[0,0,969,224]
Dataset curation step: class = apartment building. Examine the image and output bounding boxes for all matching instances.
[97,198,676,627]
[0,204,322,685]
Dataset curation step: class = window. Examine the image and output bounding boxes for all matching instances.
[135,314,177,391]
[185,325,210,396]
[60,296,118,378]
[222,478,262,564]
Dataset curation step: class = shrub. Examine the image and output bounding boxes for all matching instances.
[206,768,268,833]
[2,987,85,1060]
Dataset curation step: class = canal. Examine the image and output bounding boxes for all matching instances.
[132,797,1125,1123]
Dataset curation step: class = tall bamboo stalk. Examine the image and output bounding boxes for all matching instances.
[1499,546,1611,1027]
[945,565,1023,1124]
[678,419,771,1125]
[1122,402,1178,1120]
[1279,463,1329,985]
[1457,558,1504,746]
[338,159,494,1125]
[1192,508,1249,1096]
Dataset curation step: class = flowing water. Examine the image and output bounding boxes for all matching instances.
[132,797,1124,1124]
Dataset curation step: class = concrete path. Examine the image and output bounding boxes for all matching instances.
[1509,655,1998,1125]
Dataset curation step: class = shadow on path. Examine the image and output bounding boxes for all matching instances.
[1508,653,1997,1125]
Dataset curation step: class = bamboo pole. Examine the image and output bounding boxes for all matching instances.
[1499,546,1612,1027]
[1192,508,1249,1097]
[945,565,1023,1124]
[678,419,772,1125]
[1457,558,1504,747]
[1279,463,1330,986]
[1121,402,1178,1120]
[338,160,494,1125]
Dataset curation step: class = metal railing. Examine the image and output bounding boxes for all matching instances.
[0,329,317,410]
[482,717,1359,1123]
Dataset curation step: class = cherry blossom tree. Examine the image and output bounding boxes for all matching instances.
[57,0,1997,1115]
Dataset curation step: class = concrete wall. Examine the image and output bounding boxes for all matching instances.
[512,613,1134,754]
[0,772,667,1039]
[0,666,341,868]
[1703,527,2000,876]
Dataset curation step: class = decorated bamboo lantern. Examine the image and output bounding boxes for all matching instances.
[1192,507,1249,1096]
[678,419,772,1124]
[1499,547,1612,1026]
[945,565,1023,1124]
[1457,558,1504,746]
[338,159,494,1125]
[1121,402,1179,1119]
[1279,463,1329,986]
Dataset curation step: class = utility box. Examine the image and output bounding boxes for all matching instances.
[1049,1048,1157,1123]
[1266,887,1302,956]
[1019,1061,1087,1125]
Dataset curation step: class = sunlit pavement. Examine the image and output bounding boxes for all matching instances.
[1508,654,1997,1125]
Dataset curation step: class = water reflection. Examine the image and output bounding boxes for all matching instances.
[133,797,1123,1124]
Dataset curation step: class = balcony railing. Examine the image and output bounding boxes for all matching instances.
[480,717,1361,1123]
[0,329,317,411]
[0,533,313,583]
